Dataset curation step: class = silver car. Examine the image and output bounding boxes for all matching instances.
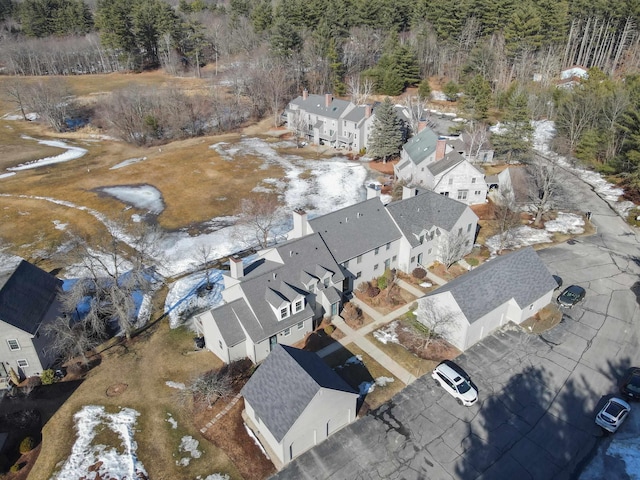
[595,397,631,433]
[431,362,478,406]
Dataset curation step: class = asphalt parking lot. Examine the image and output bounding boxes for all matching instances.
[274,209,640,479]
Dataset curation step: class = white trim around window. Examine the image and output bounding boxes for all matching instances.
[7,339,20,351]
[17,359,28,368]
[283,327,291,336]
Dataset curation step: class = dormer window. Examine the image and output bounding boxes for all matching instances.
[280,307,289,320]
[323,277,330,288]
[295,299,304,312]
[419,235,424,244]
[309,283,316,293]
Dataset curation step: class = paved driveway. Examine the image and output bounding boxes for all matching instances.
[273,172,640,479]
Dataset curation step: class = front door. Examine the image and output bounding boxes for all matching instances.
[331,302,338,316]
[269,335,277,351]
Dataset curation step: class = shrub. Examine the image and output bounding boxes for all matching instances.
[412,267,427,279]
[342,302,364,328]
[10,463,21,473]
[367,286,380,297]
[467,257,479,267]
[40,369,56,385]
[377,276,388,290]
[19,437,35,454]
[324,324,335,335]
[356,281,370,294]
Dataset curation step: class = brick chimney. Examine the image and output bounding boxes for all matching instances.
[436,137,447,161]
[292,208,309,238]
[229,255,244,279]
[365,105,372,118]
[325,93,332,108]
[417,120,427,133]
[302,88,308,100]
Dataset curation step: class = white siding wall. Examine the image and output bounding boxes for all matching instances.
[345,239,401,289]
[433,162,487,205]
[196,311,233,363]
[252,318,313,364]
[463,301,516,350]
[0,322,44,378]
[417,292,467,351]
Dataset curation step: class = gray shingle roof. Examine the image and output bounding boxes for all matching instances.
[212,234,344,343]
[427,247,558,323]
[0,260,61,335]
[211,298,248,347]
[309,197,402,263]
[386,190,473,247]
[402,128,438,166]
[343,105,367,123]
[290,94,352,120]
[427,151,466,176]
[241,345,357,442]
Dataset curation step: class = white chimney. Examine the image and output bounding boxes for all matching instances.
[367,185,380,199]
[229,255,244,279]
[402,186,415,200]
[292,209,308,238]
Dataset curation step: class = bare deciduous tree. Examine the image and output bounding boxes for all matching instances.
[237,192,282,249]
[27,78,74,132]
[402,94,428,135]
[464,121,490,162]
[413,297,461,350]
[492,188,522,254]
[3,79,29,121]
[193,245,215,290]
[439,231,469,270]
[526,160,559,226]
[289,109,308,148]
[346,75,374,105]
[43,315,104,366]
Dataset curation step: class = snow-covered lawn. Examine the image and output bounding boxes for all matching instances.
[52,405,147,480]
[165,270,225,328]
[98,185,165,215]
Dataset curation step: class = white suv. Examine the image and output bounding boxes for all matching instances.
[432,361,478,406]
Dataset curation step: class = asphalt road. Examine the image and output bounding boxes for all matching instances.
[272,165,640,480]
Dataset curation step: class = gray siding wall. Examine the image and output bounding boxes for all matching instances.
[343,239,401,289]
[0,322,44,378]
[252,318,313,364]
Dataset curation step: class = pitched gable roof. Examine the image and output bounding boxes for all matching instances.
[213,233,343,343]
[289,94,352,120]
[386,190,473,247]
[427,151,466,176]
[402,128,438,166]
[427,247,557,323]
[210,298,248,347]
[241,345,357,442]
[0,260,61,335]
[309,197,402,263]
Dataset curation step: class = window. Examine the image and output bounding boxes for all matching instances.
[428,248,432,254]
[295,300,303,312]
[417,253,423,264]
[374,247,379,255]
[357,255,362,264]
[475,190,482,195]
[392,255,397,262]
[472,177,476,183]
[218,340,223,349]
[280,307,289,320]
[384,259,391,269]
[386,242,391,251]
[467,223,472,232]
[7,339,19,351]
[356,271,362,278]
[448,178,453,185]
[443,192,449,197]
[374,264,379,270]
[297,322,304,330]
[17,359,28,368]
[458,228,463,235]
[411,256,416,263]
[283,328,291,336]
[419,235,424,244]
[457,190,468,200]
[323,277,330,288]
[529,304,534,310]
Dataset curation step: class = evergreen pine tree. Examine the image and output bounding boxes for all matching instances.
[492,91,533,162]
[368,98,404,163]
[463,74,492,121]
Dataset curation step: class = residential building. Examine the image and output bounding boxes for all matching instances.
[195,233,344,364]
[425,151,488,205]
[284,90,375,151]
[0,260,61,386]
[242,344,358,468]
[417,247,557,351]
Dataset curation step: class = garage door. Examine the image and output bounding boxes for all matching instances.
[289,431,316,460]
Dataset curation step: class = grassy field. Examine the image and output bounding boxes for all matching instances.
[29,319,242,480]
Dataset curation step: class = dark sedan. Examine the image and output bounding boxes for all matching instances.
[557,285,585,308]
[621,367,640,400]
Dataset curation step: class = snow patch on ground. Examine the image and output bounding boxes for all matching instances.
[376,376,395,387]
[165,270,224,328]
[52,405,147,480]
[486,226,553,254]
[166,413,178,429]
[244,423,269,459]
[545,212,584,234]
[98,185,165,215]
[110,157,147,170]
[165,381,186,390]
[52,220,68,230]
[0,172,16,179]
[358,381,375,395]
[373,321,399,345]
[196,475,230,480]
[176,435,202,466]
[8,136,87,171]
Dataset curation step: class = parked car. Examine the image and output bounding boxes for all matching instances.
[595,397,631,433]
[557,285,586,307]
[620,368,640,400]
[432,362,478,406]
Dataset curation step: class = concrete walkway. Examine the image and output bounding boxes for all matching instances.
[317,272,448,386]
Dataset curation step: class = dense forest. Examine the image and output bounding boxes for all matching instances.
[4,0,640,194]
